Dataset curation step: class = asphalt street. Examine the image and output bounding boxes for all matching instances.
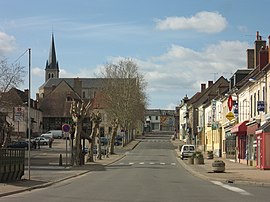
[1,133,270,202]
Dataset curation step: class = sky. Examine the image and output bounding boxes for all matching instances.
[0,0,270,110]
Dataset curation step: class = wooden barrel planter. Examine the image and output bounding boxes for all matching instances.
[194,157,204,165]
[187,157,194,164]
[207,151,214,159]
[212,160,225,172]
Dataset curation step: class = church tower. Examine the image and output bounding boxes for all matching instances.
[45,33,59,82]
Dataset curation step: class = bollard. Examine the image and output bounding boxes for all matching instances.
[59,154,63,166]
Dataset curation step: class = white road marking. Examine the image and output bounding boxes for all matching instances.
[117,162,176,166]
[211,181,252,196]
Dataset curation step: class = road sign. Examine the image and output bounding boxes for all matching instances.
[257,101,265,112]
[14,106,24,122]
[62,124,71,133]
[228,95,233,111]
[226,111,235,121]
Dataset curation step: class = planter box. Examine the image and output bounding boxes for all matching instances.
[194,157,204,165]
[212,161,225,172]
[187,157,194,164]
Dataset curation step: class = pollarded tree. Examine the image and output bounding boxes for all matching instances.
[99,58,148,154]
[70,100,92,165]
[87,110,102,162]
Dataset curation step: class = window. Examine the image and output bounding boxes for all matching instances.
[149,116,151,120]
[82,91,86,98]
[263,86,266,103]
[254,93,256,116]
[155,116,158,120]
[250,95,253,118]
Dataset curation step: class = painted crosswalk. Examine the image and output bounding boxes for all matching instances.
[141,139,170,142]
[116,162,177,166]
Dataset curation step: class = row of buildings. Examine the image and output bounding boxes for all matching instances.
[0,34,137,145]
[175,32,270,170]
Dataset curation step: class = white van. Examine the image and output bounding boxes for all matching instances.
[41,130,63,139]
[180,144,195,159]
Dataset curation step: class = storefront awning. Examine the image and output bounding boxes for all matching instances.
[246,121,259,135]
[231,121,248,134]
[256,121,270,134]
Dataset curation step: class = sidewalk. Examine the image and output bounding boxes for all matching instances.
[172,139,270,186]
[0,140,140,197]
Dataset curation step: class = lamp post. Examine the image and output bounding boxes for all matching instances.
[27,48,31,180]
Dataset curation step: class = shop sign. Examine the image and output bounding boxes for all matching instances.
[257,101,265,112]
[226,111,235,121]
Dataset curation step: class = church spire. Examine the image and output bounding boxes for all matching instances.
[45,33,59,81]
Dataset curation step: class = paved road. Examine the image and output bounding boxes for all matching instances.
[1,133,270,202]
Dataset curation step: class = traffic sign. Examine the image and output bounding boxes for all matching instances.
[226,111,235,121]
[228,95,233,111]
[62,124,71,133]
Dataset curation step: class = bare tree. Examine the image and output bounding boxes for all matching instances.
[0,58,25,147]
[70,100,92,165]
[0,58,25,98]
[86,111,102,162]
[99,59,148,154]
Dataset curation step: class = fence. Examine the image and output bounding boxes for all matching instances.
[0,148,25,182]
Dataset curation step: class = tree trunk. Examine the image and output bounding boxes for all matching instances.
[87,123,98,162]
[109,128,117,155]
[2,122,12,148]
[74,121,83,166]
[97,129,102,160]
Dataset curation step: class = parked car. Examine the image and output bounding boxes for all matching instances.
[7,140,33,149]
[100,137,108,145]
[33,137,50,145]
[114,135,122,146]
[41,130,63,139]
[180,144,195,159]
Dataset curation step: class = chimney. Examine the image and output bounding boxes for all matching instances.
[254,31,266,67]
[247,49,254,69]
[259,46,268,70]
[74,77,82,97]
[24,89,29,98]
[208,81,213,88]
[201,83,206,92]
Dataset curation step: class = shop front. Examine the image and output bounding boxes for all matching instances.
[255,121,270,170]
[225,131,236,160]
[231,121,248,164]
[246,121,259,166]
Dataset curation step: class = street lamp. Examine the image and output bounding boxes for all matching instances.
[27,48,31,180]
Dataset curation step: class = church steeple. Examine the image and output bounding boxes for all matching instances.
[45,33,59,82]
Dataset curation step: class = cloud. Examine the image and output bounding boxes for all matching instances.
[137,40,248,103]
[32,67,44,77]
[155,11,227,33]
[101,40,248,109]
[0,32,16,55]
